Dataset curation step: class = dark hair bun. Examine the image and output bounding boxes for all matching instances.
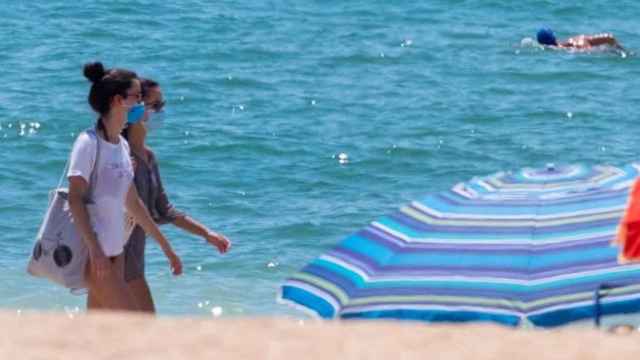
[83,62,106,83]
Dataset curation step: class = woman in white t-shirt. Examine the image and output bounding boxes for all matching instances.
[67,62,182,311]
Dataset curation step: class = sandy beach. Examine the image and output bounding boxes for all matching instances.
[1,311,639,359]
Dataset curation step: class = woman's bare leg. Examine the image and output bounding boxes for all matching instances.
[87,290,101,309]
[85,254,138,311]
[127,277,156,313]
[86,260,101,310]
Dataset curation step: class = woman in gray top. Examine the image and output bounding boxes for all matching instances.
[122,78,231,313]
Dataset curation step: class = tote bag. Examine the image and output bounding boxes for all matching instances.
[27,129,100,290]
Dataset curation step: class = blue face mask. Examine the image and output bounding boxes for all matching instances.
[127,103,146,124]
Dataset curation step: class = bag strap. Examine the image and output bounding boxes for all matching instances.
[84,128,101,202]
[54,126,101,202]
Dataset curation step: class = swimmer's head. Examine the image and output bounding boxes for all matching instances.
[537,28,558,46]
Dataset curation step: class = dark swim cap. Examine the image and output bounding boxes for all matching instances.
[537,28,558,46]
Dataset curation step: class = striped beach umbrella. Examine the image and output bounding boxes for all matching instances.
[280,164,640,327]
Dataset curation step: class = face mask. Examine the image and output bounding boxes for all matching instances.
[146,110,166,130]
[127,103,146,124]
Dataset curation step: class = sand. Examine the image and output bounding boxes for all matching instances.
[1,310,639,359]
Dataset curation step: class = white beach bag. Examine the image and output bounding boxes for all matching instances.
[27,129,100,290]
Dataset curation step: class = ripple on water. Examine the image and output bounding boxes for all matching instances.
[3,1,640,317]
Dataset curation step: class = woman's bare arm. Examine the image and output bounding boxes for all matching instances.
[68,176,109,279]
[125,184,182,275]
[173,216,231,254]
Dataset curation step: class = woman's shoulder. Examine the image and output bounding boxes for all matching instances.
[145,147,158,162]
[119,135,130,151]
[73,129,99,149]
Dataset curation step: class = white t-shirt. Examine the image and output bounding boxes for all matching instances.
[67,130,134,257]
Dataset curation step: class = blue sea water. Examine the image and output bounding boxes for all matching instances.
[1,1,640,318]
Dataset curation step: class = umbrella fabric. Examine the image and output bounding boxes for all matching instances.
[280,164,640,327]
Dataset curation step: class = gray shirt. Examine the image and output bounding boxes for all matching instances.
[133,149,183,225]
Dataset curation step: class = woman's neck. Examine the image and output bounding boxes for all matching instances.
[100,113,121,144]
[126,125,147,154]
[128,136,146,154]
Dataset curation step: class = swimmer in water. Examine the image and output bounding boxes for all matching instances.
[536,28,626,53]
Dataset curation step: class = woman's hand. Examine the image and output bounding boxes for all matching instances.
[165,249,183,276]
[205,231,231,254]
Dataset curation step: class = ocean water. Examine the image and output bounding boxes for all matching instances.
[2,1,640,318]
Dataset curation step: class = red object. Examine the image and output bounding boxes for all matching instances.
[617,179,640,262]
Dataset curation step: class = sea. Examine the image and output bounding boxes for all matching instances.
[1,1,639,319]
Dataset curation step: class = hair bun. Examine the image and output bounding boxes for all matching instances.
[83,62,106,83]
